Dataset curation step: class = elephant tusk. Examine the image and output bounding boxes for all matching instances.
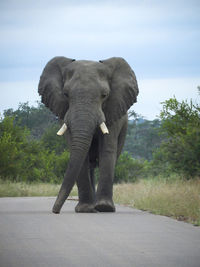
[57,123,67,136]
[100,122,109,134]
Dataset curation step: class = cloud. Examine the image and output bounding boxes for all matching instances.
[0,81,40,114]
[2,2,198,45]
[133,77,200,119]
[1,0,199,74]
[1,77,199,119]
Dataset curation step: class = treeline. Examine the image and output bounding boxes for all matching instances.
[0,115,69,183]
[0,90,200,183]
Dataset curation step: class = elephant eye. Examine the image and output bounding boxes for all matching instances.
[64,92,69,98]
[101,92,108,99]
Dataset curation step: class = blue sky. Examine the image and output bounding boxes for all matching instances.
[0,0,200,119]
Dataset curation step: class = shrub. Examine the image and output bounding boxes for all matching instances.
[153,96,200,178]
[0,115,69,183]
[0,116,29,179]
[115,152,145,183]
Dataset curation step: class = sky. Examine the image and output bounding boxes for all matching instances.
[0,0,200,120]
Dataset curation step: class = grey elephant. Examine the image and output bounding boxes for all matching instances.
[38,56,139,213]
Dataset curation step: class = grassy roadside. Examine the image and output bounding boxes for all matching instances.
[114,178,200,226]
[0,178,200,226]
[0,180,77,198]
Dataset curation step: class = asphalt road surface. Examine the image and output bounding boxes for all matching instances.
[0,197,200,267]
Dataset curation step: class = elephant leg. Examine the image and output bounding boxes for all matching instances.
[90,166,96,200]
[75,156,96,213]
[95,135,118,212]
[117,118,128,159]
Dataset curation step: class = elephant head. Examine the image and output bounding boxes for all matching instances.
[38,56,139,213]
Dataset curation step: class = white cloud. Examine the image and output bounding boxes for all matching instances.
[133,77,200,119]
[1,77,199,120]
[1,1,199,78]
[0,81,40,114]
[1,2,199,48]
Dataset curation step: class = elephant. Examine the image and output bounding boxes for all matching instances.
[38,56,139,213]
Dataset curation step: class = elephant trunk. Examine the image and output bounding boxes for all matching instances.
[52,109,99,213]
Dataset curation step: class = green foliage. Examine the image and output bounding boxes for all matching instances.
[124,118,162,160]
[153,95,200,178]
[0,115,69,183]
[41,124,68,154]
[20,144,69,183]
[115,152,145,183]
[160,97,200,136]
[0,116,29,178]
[4,102,57,139]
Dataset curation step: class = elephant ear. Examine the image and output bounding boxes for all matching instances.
[100,57,139,125]
[38,56,75,119]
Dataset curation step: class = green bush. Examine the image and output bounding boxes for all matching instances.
[41,124,68,154]
[115,152,145,183]
[0,116,29,179]
[18,142,70,183]
[0,115,69,183]
[53,150,70,183]
[153,96,200,178]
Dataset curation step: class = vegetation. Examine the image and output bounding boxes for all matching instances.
[1,90,199,182]
[113,178,200,226]
[152,96,200,177]
[0,114,69,183]
[115,152,147,183]
[0,179,77,197]
[3,102,56,139]
[124,116,163,160]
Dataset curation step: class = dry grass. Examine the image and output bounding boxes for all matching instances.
[0,180,77,198]
[114,178,200,226]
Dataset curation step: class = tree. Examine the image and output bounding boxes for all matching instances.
[153,92,200,178]
[124,119,162,160]
[0,115,69,183]
[41,124,68,154]
[0,116,29,179]
[115,152,145,183]
[3,102,57,139]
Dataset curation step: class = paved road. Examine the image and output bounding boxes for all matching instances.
[0,197,200,267]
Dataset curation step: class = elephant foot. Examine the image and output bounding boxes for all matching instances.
[95,199,116,212]
[75,202,97,213]
[52,205,61,214]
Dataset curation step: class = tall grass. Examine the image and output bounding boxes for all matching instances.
[0,179,77,198]
[114,177,200,226]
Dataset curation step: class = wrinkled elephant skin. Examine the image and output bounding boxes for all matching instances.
[38,56,139,213]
